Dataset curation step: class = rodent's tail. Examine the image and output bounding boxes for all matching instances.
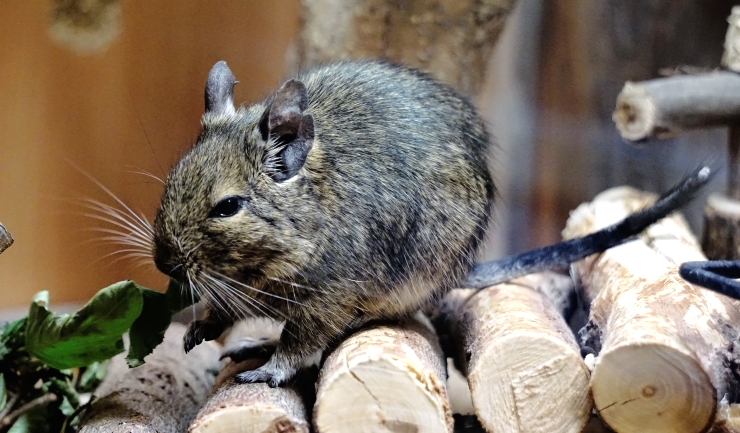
[463,166,713,290]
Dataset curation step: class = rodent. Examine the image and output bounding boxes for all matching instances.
[151,60,709,386]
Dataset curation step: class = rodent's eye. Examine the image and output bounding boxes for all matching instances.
[208,196,243,218]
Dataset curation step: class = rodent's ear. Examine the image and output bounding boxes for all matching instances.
[260,79,314,182]
[205,61,237,116]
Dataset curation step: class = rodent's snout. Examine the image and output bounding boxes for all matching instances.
[152,242,185,282]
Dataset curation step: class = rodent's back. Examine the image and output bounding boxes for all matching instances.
[298,61,494,307]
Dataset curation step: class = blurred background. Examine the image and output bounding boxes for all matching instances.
[0,0,736,311]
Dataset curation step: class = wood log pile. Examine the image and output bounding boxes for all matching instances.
[72,180,740,433]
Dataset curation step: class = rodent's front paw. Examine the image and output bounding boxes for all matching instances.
[183,319,224,353]
[235,362,296,388]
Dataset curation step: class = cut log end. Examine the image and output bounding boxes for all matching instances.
[314,321,452,433]
[316,357,449,433]
[565,185,740,433]
[723,6,740,72]
[188,377,310,433]
[592,344,715,433]
[189,320,310,433]
[613,82,658,141]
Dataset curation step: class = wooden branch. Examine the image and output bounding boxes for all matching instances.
[563,185,740,433]
[439,272,591,433]
[188,319,311,433]
[79,324,220,433]
[0,393,57,431]
[0,223,13,255]
[295,0,517,96]
[612,71,740,141]
[723,6,740,72]
[314,317,453,433]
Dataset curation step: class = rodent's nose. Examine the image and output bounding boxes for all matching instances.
[153,244,185,282]
[157,260,186,282]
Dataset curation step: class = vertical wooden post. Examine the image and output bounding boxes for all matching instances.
[294,0,517,96]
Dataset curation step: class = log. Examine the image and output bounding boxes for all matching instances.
[0,223,12,255]
[563,185,740,433]
[79,323,220,433]
[439,272,591,433]
[702,193,740,260]
[188,319,312,433]
[723,6,740,73]
[313,317,453,433]
[295,0,517,96]
[612,72,740,141]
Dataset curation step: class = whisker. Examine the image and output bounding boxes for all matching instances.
[185,242,203,260]
[77,209,151,241]
[212,271,306,307]
[81,198,153,237]
[77,212,153,250]
[69,164,155,237]
[83,234,152,251]
[267,276,320,292]
[202,272,279,320]
[200,277,255,320]
[128,168,166,185]
[87,250,154,269]
[186,275,198,322]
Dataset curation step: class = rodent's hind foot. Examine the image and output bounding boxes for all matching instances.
[183,319,226,353]
[235,360,298,388]
[221,337,278,362]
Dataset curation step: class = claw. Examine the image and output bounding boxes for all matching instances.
[183,319,225,353]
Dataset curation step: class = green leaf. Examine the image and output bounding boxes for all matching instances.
[126,280,195,367]
[0,318,27,362]
[25,282,144,370]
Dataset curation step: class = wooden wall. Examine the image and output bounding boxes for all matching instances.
[0,0,298,308]
[2,0,737,310]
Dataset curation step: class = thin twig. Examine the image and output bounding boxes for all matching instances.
[0,394,18,423]
[0,393,58,431]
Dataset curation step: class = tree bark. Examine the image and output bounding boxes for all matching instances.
[294,0,517,96]
[563,185,740,433]
[439,272,591,433]
[313,317,453,433]
[79,323,220,433]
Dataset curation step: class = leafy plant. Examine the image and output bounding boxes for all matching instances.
[0,280,195,432]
